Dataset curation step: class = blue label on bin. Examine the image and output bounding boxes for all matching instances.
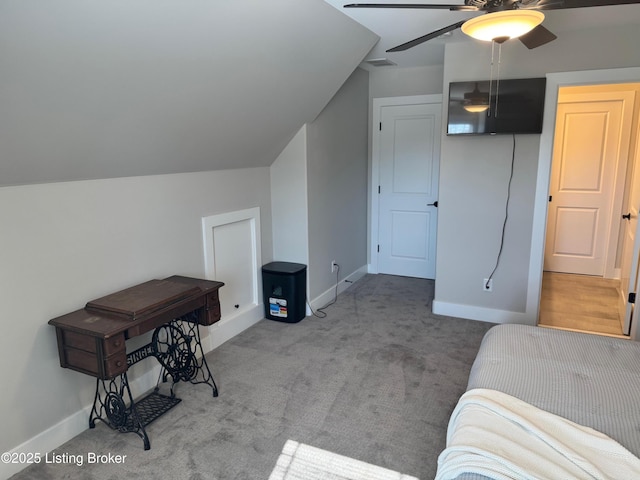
[269,297,288,318]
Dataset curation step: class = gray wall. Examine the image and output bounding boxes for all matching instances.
[434,23,640,322]
[307,68,370,300]
[270,126,309,266]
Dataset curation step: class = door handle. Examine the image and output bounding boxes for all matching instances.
[427,201,438,208]
[623,213,632,220]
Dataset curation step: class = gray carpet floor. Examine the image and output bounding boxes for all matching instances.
[11,274,493,480]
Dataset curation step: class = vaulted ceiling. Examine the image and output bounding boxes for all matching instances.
[0,0,378,186]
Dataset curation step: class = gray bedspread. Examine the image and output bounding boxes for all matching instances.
[442,324,640,480]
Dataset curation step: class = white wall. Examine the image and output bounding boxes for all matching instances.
[369,65,444,99]
[307,68,370,300]
[0,168,272,474]
[270,126,310,265]
[433,23,640,323]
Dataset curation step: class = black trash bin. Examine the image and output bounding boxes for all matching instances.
[262,262,307,323]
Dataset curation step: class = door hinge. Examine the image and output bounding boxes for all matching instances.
[378,185,381,194]
[377,245,380,253]
[549,195,552,202]
[379,122,382,131]
[629,292,636,304]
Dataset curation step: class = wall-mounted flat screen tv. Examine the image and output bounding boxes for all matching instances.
[447,77,546,135]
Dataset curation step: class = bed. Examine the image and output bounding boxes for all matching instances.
[435,324,640,480]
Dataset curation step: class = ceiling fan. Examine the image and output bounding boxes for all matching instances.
[344,0,640,52]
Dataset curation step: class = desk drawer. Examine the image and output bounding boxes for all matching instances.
[56,329,127,379]
[62,331,125,356]
[103,351,127,378]
[64,347,127,379]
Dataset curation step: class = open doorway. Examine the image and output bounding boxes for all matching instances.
[539,272,623,335]
[538,82,640,336]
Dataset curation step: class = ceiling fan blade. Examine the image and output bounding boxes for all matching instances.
[386,20,466,52]
[344,3,478,11]
[531,0,640,9]
[518,0,563,9]
[518,24,557,48]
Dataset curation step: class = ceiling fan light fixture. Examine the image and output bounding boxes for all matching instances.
[461,10,545,42]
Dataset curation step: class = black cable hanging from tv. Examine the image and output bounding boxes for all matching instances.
[485,134,516,290]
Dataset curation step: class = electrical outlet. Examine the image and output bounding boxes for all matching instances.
[331,260,338,273]
[483,278,493,292]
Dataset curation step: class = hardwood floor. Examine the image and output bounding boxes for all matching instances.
[538,271,625,336]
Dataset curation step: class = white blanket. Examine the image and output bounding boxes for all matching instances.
[436,388,640,480]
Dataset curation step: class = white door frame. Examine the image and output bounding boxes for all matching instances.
[620,119,640,334]
[369,94,443,274]
[527,67,640,338]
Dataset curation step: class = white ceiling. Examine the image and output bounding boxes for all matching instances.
[323,1,640,70]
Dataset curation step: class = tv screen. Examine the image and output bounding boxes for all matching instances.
[447,78,546,135]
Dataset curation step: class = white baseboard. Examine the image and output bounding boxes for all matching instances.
[309,265,367,312]
[431,300,535,326]
[204,303,264,351]
[1,306,263,480]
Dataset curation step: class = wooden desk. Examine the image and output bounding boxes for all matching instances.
[49,275,224,449]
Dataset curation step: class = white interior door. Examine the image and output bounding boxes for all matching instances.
[377,102,441,279]
[545,91,634,276]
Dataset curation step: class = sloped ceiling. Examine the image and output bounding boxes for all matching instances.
[0,0,378,186]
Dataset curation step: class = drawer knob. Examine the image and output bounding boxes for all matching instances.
[116,361,122,367]
[114,340,121,347]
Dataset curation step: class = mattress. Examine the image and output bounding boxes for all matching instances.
[444,324,640,480]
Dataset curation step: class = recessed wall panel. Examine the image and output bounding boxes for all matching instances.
[202,207,261,320]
